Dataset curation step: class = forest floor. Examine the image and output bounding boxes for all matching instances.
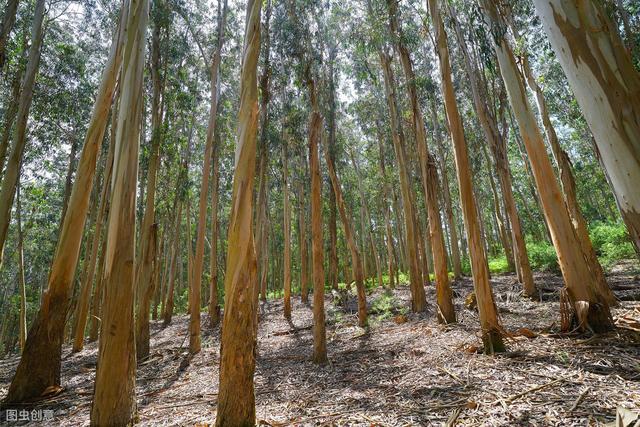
[1,267,640,426]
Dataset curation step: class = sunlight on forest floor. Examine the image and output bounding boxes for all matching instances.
[1,268,639,426]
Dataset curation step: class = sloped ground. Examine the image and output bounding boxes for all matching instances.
[1,269,639,426]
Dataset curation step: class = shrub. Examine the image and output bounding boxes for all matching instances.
[526,239,559,272]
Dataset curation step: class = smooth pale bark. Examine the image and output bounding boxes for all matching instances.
[431,103,462,279]
[283,139,292,319]
[324,141,368,327]
[387,0,451,317]
[3,1,128,404]
[16,183,26,352]
[534,0,640,257]
[215,0,261,422]
[73,138,115,352]
[0,0,19,70]
[208,0,228,327]
[430,0,503,351]
[0,0,45,270]
[135,12,165,359]
[91,0,148,422]
[484,0,612,331]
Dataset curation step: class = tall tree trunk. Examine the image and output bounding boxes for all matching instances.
[255,0,272,305]
[0,0,45,270]
[58,135,80,233]
[73,134,115,352]
[3,1,128,404]
[298,178,309,303]
[513,21,616,306]
[309,108,327,362]
[431,102,463,280]
[534,0,640,257]
[386,0,450,317]
[376,49,425,311]
[324,139,368,327]
[430,0,503,351]
[89,112,118,344]
[0,69,23,174]
[135,6,166,359]
[446,6,535,295]
[483,0,613,331]
[376,126,396,288]
[91,0,148,422]
[215,0,261,423]
[482,144,514,268]
[162,201,181,326]
[283,137,292,319]
[208,0,228,328]
[0,0,19,70]
[16,181,26,353]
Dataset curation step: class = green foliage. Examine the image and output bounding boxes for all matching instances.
[488,256,510,274]
[590,222,637,269]
[526,239,560,272]
[369,289,407,322]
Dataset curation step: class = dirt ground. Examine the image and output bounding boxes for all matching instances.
[1,269,639,426]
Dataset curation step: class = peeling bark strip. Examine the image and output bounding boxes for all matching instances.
[482,0,612,332]
[215,0,262,423]
[429,0,501,351]
[534,0,640,257]
[3,0,128,405]
[90,0,149,423]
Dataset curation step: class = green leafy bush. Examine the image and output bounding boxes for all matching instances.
[590,222,636,268]
[526,239,559,272]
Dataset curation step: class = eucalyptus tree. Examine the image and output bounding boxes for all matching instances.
[3,0,128,404]
[534,0,640,258]
[215,0,262,422]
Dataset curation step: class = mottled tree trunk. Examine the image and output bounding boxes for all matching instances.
[430,0,504,351]
[215,0,261,423]
[534,0,640,256]
[3,1,127,404]
[91,0,149,422]
[484,0,613,331]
